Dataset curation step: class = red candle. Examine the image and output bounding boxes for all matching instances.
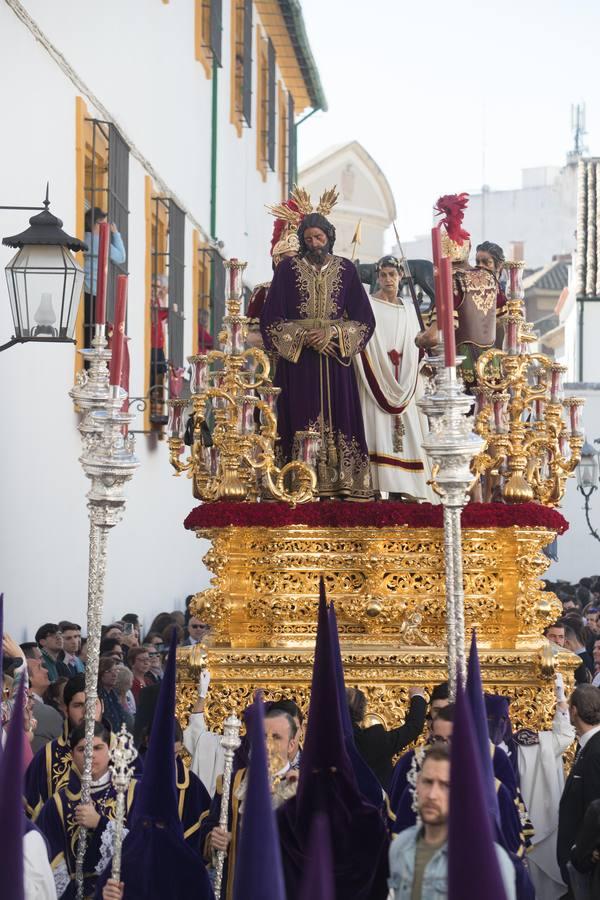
[95,221,111,325]
[431,226,444,331]
[440,257,456,367]
[109,275,128,387]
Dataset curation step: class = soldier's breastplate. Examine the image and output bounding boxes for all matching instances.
[454,269,498,348]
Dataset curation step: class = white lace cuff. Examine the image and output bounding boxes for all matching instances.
[95,819,129,876]
[53,858,71,897]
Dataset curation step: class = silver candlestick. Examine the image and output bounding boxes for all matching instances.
[213,713,242,899]
[419,351,484,697]
[109,724,138,884]
[72,381,139,898]
[69,324,113,437]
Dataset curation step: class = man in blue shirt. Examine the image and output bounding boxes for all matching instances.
[388,743,516,899]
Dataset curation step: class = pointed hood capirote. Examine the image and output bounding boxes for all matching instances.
[448,679,509,900]
[277,577,390,900]
[328,596,384,809]
[299,813,335,900]
[96,629,214,899]
[295,579,355,820]
[233,693,286,900]
[466,629,501,831]
[0,677,26,900]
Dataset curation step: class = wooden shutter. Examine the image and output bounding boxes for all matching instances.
[242,0,253,126]
[287,93,295,194]
[267,38,276,171]
[168,201,185,369]
[210,0,222,67]
[107,124,129,321]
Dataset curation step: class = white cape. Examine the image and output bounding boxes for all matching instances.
[517,708,575,900]
[354,295,435,500]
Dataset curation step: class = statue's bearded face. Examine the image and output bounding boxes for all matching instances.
[303,227,330,264]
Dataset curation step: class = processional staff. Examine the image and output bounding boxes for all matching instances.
[213,712,242,899]
[69,272,139,898]
[109,724,138,884]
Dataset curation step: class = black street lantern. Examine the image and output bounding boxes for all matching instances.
[1,187,88,351]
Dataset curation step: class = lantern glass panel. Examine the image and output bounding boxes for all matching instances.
[577,446,599,491]
[5,244,84,340]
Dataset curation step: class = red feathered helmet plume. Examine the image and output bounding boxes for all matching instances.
[434,193,470,244]
[270,198,301,255]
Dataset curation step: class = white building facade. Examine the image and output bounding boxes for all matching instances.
[399,162,579,270]
[299,141,396,263]
[0,0,325,638]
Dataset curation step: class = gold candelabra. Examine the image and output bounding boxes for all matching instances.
[472,260,584,505]
[167,258,316,505]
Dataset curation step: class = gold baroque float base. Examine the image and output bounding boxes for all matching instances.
[177,645,577,734]
[175,521,575,733]
[189,523,561,650]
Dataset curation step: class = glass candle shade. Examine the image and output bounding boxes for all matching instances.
[296,430,321,467]
[493,394,509,433]
[190,355,209,394]
[506,318,518,355]
[167,400,188,439]
[231,319,244,355]
[237,397,255,434]
[225,260,243,301]
[559,432,571,459]
[565,400,584,436]
[507,263,525,300]
[534,398,545,421]
[550,366,565,404]
[258,386,281,420]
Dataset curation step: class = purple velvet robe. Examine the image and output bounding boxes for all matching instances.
[260,255,375,500]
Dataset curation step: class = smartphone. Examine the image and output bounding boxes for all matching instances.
[122,623,134,636]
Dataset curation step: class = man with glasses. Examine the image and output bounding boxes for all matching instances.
[183,616,210,646]
[35,623,70,682]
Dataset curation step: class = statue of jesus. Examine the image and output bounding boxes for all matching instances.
[260,210,375,500]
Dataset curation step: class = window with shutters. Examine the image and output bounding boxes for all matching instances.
[81,119,129,349]
[193,232,213,353]
[168,200,185,372]
[230,0,253,136]
[149,196,170,427]
[255,29,268,181]
[278,83,288,199]
[195,0,222,76]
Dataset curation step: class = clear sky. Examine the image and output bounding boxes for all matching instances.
[297,0,600,242]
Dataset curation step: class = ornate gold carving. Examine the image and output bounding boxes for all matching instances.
[189,524,559,650]
[177,644,578,735]
[472,278,584,506]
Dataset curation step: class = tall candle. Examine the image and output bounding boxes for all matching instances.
[440,257,456,367]
[95,221,111,325]
[109,275,128,387]
[431,226,444,333]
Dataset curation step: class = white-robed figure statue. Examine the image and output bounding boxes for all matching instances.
[354,256,437,501]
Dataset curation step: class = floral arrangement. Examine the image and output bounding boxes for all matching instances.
[184,501,569,534]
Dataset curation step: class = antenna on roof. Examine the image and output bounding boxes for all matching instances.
[569,103,588,161]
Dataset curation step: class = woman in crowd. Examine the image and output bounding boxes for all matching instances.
[37,721,137,898]
[114,663,136,718]
[98,657,132,733]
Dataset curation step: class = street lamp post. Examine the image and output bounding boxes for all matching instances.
[1,186,87,351]
[577,439,600,543]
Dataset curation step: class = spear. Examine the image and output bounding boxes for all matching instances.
[392,221,425,331]
[350,219,362,261]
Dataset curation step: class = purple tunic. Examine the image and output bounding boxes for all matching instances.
[260,254,375,500]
